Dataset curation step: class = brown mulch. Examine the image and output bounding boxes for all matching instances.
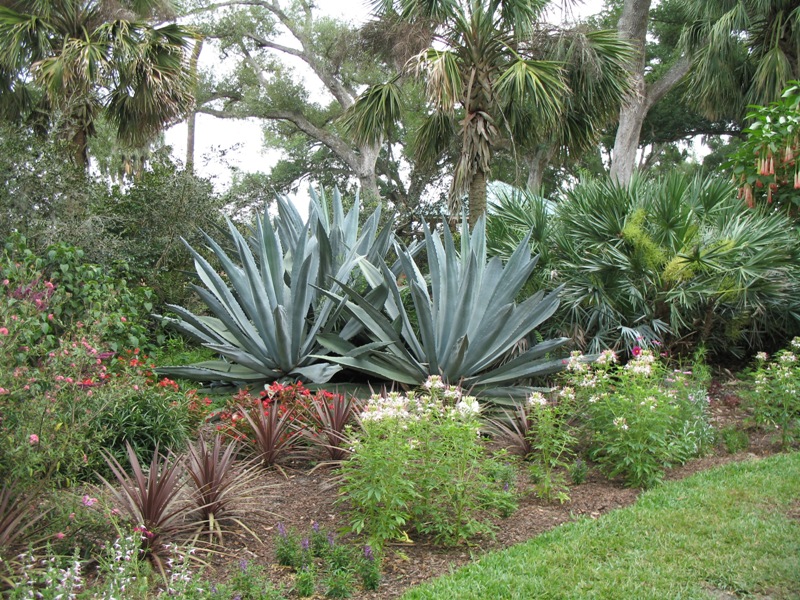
[203,392,785,599]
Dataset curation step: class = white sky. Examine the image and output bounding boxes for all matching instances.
[164,0,608,191]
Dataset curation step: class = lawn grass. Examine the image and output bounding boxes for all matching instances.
[402,452,800,599]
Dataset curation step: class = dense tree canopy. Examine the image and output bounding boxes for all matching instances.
[0,0,196,168]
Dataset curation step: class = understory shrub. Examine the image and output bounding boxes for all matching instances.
[749,339,800,448]
[1,234,158,357]
[566,348,714,488]
[0,332,206,487]
[340,377,517,548]
[486,175,800,356]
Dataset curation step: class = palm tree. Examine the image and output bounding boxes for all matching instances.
[345,0,570,224]
[0,0,194,168]
[684,0,800,120]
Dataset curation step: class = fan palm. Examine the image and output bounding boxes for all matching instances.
[684,0,800,119]
[0,0,194,167]
[344,0,569,223]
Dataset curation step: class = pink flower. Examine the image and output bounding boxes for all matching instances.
[54,532,65,540]
[0,327,8,335]
[29,434,39,445]
[120,316,127,323]
[1,279,8,285]
[47,314,54,321]
[82,495,98,507]
[632,346,642,357]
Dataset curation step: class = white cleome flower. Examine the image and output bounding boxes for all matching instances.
[455,397,480,416]
[528,392,548,406]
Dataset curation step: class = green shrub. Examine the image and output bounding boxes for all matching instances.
[566,348,714,488]
[486,175,800,356]
[340,378,517,548]
[0,333,205,487]
[749,340,800,448]
[1,234,158,358]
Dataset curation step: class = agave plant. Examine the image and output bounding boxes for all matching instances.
[317,216,569,389]
[158,188,393,384]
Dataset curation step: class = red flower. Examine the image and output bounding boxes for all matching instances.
[632,346,642,357]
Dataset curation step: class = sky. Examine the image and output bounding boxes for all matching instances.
[163,0,608,191]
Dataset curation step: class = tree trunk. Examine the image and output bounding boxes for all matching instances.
[610,0,651,185]
[186,38,204,172]
[73,127,89,170]
[610,0,692,185]
[468,168,487,226]
[356,142,382,202]
[525,146,554,191]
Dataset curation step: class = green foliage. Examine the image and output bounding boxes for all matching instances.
[96,152,224,308]
[1,235,157,356]
[0,298,203,487]
[566,348,714,489]
[728,81,800,212]
[159,188,392,385]
[487,174,800,356]
[749,340,800,448]
[319,215,568,389]
[340,378,517,548]
[718,425,749,455]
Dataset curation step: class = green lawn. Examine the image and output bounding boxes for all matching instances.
[402,453,800,599]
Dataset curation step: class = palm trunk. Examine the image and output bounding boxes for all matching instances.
[468,168,487,226]
[525,146,554,191]
[186,38,204,172]
[73,128,89,170]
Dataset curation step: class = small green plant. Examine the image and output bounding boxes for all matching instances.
[749,342,800,448]
[295,564,317,597]
[228,560,286,600]
[356,545,381,591]
[526,391,576,503]
[322,568,355,599]
[274,523,303,569]
[568,458,589,485]
[719,425,750,454]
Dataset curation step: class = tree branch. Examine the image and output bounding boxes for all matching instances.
[198,104,363,173]
[645,55,690,110]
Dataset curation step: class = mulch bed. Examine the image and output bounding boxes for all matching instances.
[199,387,786,599]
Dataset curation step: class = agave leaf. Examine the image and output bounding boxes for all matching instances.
[161,189,391,385]
[292,363,341,383]
[158,362,275,383]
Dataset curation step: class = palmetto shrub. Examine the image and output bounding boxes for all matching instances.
[487,174,800,356]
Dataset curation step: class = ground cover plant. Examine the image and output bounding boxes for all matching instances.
[400,452,800,600]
